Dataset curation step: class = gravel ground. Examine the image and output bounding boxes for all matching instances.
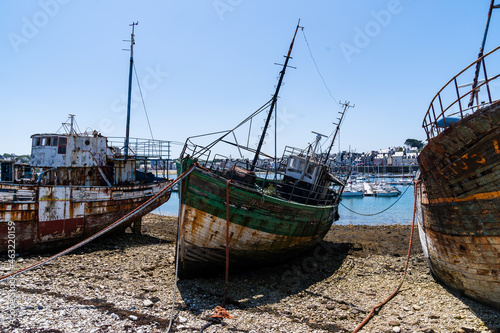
[1,214,499,333]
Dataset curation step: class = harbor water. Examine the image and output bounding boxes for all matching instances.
[153,184,415,226]
[339,185,414,225]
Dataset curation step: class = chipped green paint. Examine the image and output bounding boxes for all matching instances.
[177,160,337,238]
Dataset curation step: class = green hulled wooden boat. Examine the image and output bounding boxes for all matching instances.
[176,21,349,277]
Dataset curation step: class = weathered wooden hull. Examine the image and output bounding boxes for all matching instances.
[177,164,340,277]
[416,101,500,309]
[0,181,171,253]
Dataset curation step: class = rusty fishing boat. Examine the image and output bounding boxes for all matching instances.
[416,1,500,310]
[0,23,173,253]
[177,22,349,277]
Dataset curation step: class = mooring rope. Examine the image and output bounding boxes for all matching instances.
[340,181,413,217]
[166,164,189,333]
[351,179,419,333]
[223,179,231,306]
[166,168,233,333]
[199,180,234,332]
[0,165,195,283]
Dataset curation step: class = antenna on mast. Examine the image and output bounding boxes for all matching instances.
[323,101,354,164]
[62,114,78,135]
[311,131,328,156]
[124,21,138,158]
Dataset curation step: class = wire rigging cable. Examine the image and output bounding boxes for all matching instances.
[133,64,155,142]
[301,28,341,108]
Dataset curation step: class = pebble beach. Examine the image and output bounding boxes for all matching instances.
[1,214,499,333]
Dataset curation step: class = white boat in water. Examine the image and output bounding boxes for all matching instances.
[373,184,401,197]
[341,182,364,197]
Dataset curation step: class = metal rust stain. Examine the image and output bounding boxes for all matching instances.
[0,181,171,253]
[179,201,324,275]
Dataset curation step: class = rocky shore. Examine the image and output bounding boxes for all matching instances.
[1,214,499,332]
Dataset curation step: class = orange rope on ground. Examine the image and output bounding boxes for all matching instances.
[211,305,234,319]
[0,165,196,283]
[352,179,419,333]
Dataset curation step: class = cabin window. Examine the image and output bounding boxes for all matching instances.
[33,137,41,146]
[297,160,305,172]
[306,163,315,176]
[288,158,305,172]
[58,137,67,154]
[51,137,58,146]
[41,137,50,146]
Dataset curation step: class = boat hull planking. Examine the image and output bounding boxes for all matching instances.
[417,101,500,310]
[178,165,339,277]
[0,181,171,253]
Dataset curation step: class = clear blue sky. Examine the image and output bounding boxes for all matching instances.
[2,1,499,158]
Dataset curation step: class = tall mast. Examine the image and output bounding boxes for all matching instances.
[124,21,138,158]
[250,20,301,171]
[322,101,353,164]
[469,1,498,107]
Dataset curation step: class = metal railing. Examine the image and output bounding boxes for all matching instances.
[422,45,500,140]
[108,137,176,161]
[181,140,348,206]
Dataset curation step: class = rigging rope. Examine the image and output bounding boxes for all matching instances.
[191,99,273,159]
[0,165,195,283]
[166,168,233,333]
[223,180,231,306]
[352,179,419,333]
[166,165,189,333]
[340,182,413,216]
[301,28,341,108]
[133,64,156,143]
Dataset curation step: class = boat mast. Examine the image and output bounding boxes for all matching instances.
[250,20,301,171]
[124,21,138,158]
[469,1,499,107]
[322,101,353,164]
[69,114,76,134]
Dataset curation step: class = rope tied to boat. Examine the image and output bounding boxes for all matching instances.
[198,182,235,333]
[351,179,420,333]
[340,181,413,217]
[224,179,232,306]
[0,164,196,283]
